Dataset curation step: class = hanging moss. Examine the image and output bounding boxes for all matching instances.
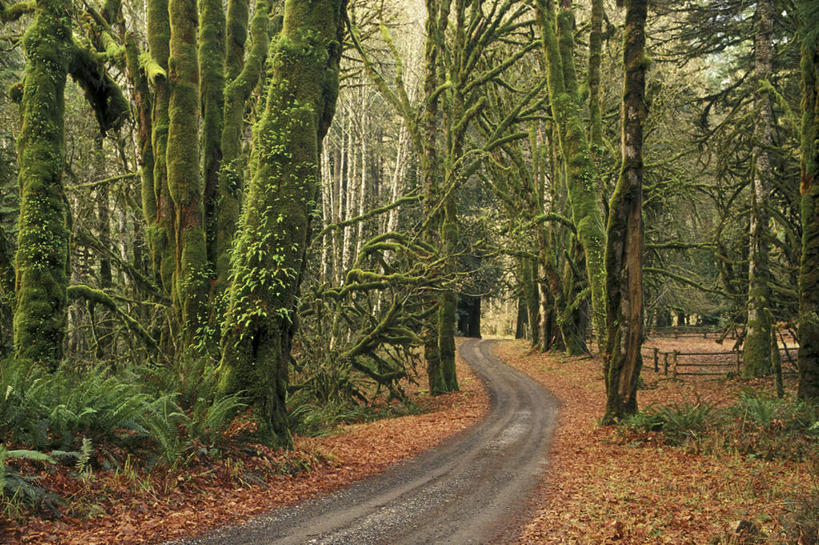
[67,46,129,134]
[13,0,73,369]
[217,0,346,445]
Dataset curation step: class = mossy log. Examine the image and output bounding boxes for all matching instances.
[217,0,346,445]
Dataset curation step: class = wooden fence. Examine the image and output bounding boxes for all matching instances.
[642,346,799,378]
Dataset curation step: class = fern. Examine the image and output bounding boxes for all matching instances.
[0,446,54,497]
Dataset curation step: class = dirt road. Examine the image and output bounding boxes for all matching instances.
[169,339,558,545]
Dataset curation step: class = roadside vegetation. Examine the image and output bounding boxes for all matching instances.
[499,340,818,545]
[1,356,487,543]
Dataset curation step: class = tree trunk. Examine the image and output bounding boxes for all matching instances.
[603,0,647,424]
[167,0,207,342]
[421,0,451,396]
[524,258,540,347]
[535,0,607,345]
[216,0,275,286]
[199,0,225,275]
[217,0,346,444]
[147,0,175,296]
[588,0,603,149]
[743,0,774,378]
[13,0,73,368]
[798,5,819,402]
[438,193,458,391]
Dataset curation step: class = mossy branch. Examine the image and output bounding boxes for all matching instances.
[644,267,736,298]
[69,43,130,133]
[138,52,167,84]
[0,0,33,21]
[67,285,159,352]
[311,192,420,249]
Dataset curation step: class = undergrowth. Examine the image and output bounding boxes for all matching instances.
[1,351,423,519]
[622,390,818,461]
[0,355,245,515]
[621,390,819,543]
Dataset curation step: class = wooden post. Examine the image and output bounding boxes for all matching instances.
[663,352,669,376]
[735,350,741,375]
[672,350,679,378]
[653,347,659,372]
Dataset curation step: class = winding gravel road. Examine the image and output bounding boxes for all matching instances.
[170,339,558,545]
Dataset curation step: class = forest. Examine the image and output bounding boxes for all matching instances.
[0,0,818,543]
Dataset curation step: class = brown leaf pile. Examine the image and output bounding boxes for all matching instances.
[2,353,488,545]
[495,340,812,545]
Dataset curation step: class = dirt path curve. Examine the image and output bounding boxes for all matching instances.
[169,339,558,545]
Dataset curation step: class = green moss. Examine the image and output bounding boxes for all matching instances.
[536,0,607,343]
[13,0,73,369]
[797,13,819,402]
[216,0,272,287]
[217,0,346,444]
[199,0,225,275]
[167,0,208,342]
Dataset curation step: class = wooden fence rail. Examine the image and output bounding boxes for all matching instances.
[642,346,798,378]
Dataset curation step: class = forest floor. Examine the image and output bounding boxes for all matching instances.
[1,351,489,545]
[4,338,816,545]
[497,340,816,545]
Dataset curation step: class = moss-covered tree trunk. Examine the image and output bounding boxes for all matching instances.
[798,3,819,402]
[216,0,274,286]
[521,257,540,347]
[217,0,346,444]
[536,0,607,345]
[437,192,458,391]
[421,0,450,396]
[199,0,225,275]
[743,0,774,378]
[167,0,207,341]
[13,0,73,368]
[124,37,156,249]
[588,0,603,149]
[602,0,647,424]
[147,0,175,294]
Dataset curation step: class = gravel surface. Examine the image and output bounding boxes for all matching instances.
[167,339,558,545]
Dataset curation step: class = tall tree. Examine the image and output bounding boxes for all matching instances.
[11,0,73,368]
[146,0,176,295]
[216,0,275,286]
[743,0,775,377]
[603,0,647,423]
[798,0,819,402]
[199,0,226,275]
[535,0,607,346]
[9,0,127,368]
[167,0,208,342]
[217,0,347,444]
